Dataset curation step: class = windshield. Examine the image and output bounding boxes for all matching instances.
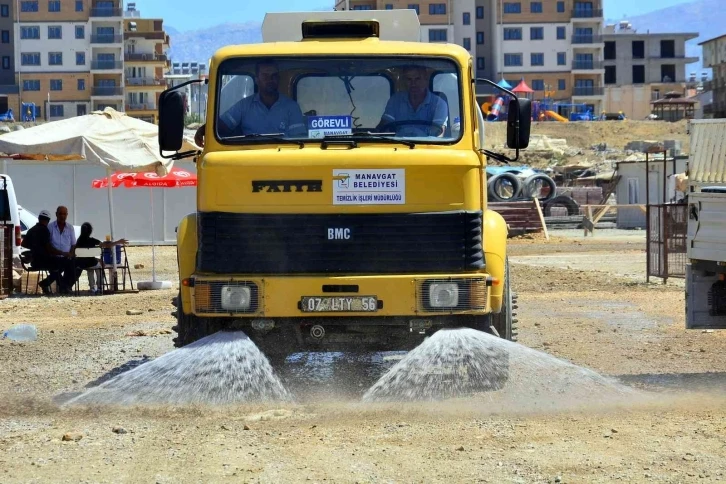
[214,56,463,144]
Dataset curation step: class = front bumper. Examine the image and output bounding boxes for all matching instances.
[189,273,496,318]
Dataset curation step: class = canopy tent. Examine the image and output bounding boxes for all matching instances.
[0,107,199,239]
[496,78,513,90]
[512,79,534,94]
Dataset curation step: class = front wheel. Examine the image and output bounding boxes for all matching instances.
[486,257,518,342]
[171,291,223,348]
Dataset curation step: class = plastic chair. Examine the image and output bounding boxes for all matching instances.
[98,245,134,293]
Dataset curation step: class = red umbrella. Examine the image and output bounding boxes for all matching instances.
[92,166,197,189]
[91,166,197,289]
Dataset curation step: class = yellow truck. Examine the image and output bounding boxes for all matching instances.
[158,10,531,364]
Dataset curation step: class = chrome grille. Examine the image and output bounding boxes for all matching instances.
[194,280,262,314]
[416,278,488,313]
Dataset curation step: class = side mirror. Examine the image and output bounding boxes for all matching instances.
[158,90,186,153]
[506,98,531,150]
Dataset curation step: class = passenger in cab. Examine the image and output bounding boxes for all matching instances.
[376,65,449,138]
[194,59,305,147]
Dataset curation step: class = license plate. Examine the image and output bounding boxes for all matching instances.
[300,296,378,312]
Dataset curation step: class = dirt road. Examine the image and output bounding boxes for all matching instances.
[1,234,725,483]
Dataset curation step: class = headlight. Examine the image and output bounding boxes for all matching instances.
[428,283,459,308]
[221,285,251,310]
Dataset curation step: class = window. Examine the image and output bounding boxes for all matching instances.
[351,5,371,9]
[34,106,41,117]
[49,105,64,118]
[76,52,85,65]
[1,57,9,69]
[385,4,393,9]
[632,40,644,59]
[77,104,86,116]
[20,1,38,12]
[557,52,566,65]
[530,53,544,66]
[503,2,521,13]
[477,57,485,70]
[605,65,616,84]
[476,6,484,19]
[428,29,447,42]
[463,38,471,50]
[574,52,593,69]
[556,26,566,40]
[75,0,83,11]
[21,53,40,66]
[504,53,522,66]
[77,78,85,90]
[503,28,522,40]
[0,30,8,43]
[463,12,470,25]
[48,26,62,39]
[48,0,60,12]
[557,1,565,12]
[660,40,675,58]
[20,26,40,39]
[558,79,566,90]
[75,25,84,39]
[476,31,484,44]
[0,5,8,17]
[661,64,676,82]
[22,79,40,91]
[50,79,62,91]
[530,27,543,40]
[604,41,616,60]
[532,79,544,91]
[407,4,419,14]
[48,52,62,65]
[429,3,446,15]
[632,65,645,84]
[530,2,542,13]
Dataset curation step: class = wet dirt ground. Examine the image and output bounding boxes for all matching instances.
[1,232,726,483]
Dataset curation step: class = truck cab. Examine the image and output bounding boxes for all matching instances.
[158,10,531,362]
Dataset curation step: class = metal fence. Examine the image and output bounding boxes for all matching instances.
[0,225,11,298]
[647,203,688,282]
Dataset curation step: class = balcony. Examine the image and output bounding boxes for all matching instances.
[127,103,156,111]
[124,53,168,63]
[90,34,123,44]
[90,60,123,70]
[91,86,124,96]
[126,77,166,87]
[572,34,603,44]
[572,60,603,70]
[90,7,122,17]
[124,31,166,41]
[572,86,605,97]
[571,8,603,18]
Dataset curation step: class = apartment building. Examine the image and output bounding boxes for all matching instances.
[0,1,17,114]
[700,33,726,119]
[123,2,170,123]
[602,21,698,119]
[12,0,123,120]
[335,0,605,114]
[164,61,208,122]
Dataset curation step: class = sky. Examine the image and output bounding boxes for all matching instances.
[134,0,693,32]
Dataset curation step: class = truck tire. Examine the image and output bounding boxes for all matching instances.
[488,173,522,202]
[543,195,580,217]
[171,291,223,348]
[488,257,518,342]
[522,174,557,203]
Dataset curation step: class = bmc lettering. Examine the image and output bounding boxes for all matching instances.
[251,180,323,193]
[327,228,351,240]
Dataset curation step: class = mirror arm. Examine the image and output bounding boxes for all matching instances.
[473,78,523,163]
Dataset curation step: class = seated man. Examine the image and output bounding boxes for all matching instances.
[376,65,449,138]
[48,205,80,294]
[75,222,128,295]
[194,59,305,147]
[20,209,74,295]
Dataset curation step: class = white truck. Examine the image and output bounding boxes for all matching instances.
[686,119,726,329]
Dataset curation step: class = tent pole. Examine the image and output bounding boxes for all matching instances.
[150,187,156,282]
[106,167,118,290]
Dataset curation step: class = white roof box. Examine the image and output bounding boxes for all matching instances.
[262,10,421,43]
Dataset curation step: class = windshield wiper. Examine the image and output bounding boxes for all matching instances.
[222,133,304,147]
[324,132,416,149]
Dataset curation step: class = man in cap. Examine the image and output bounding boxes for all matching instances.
[20,209,74,295]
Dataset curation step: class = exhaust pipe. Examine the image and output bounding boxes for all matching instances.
[310,325,325,339]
